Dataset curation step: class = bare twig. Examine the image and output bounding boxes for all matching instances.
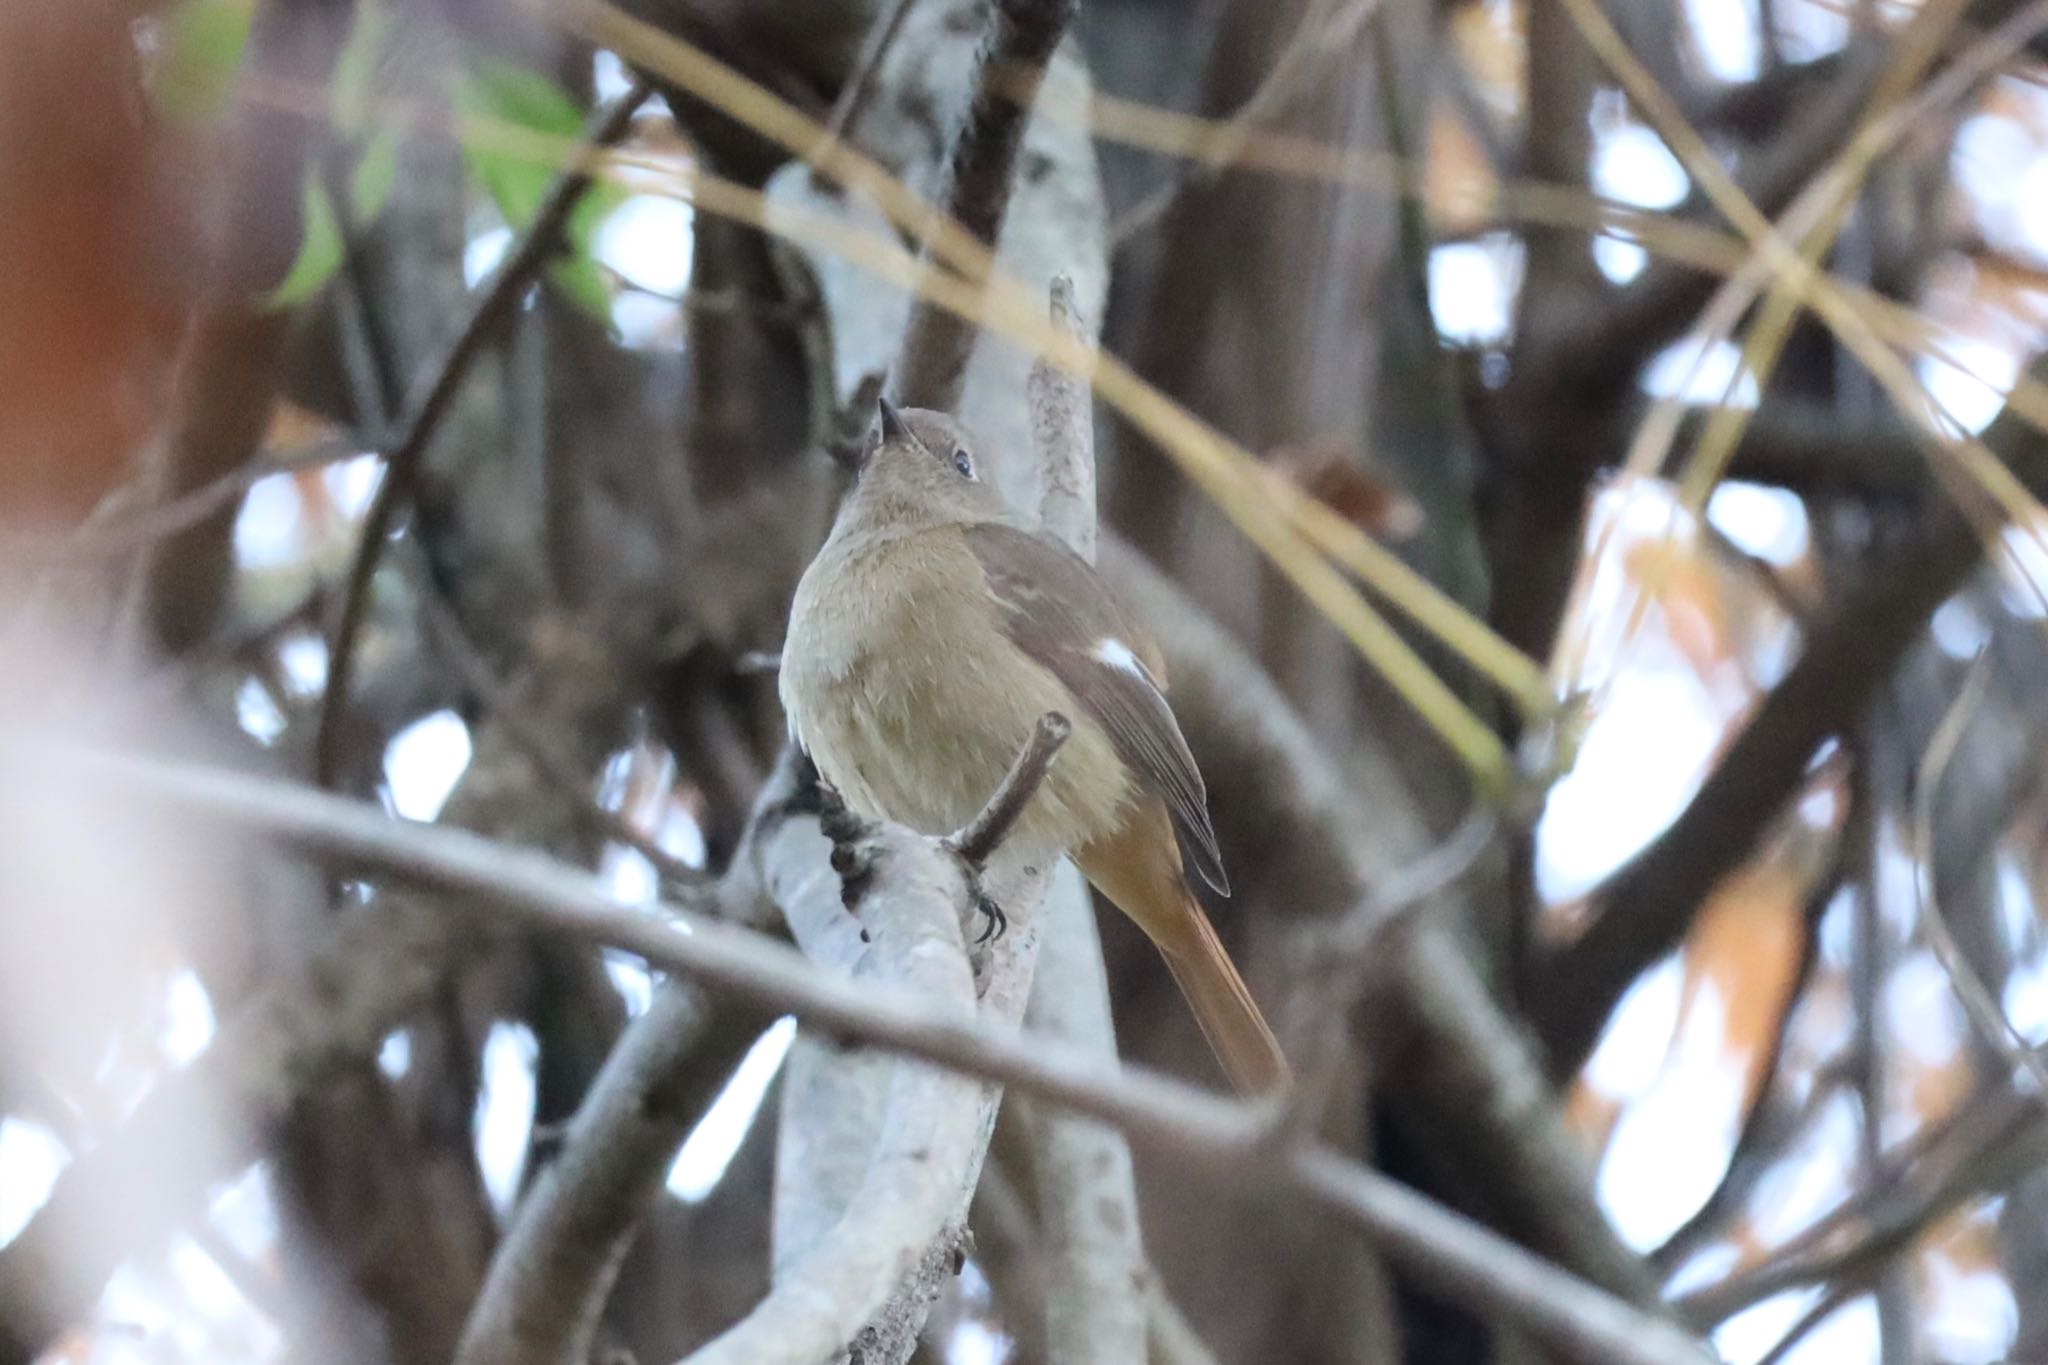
[813,0,922,157]
[0,437,366,567]
[892,0,1079,410]
[1674,1072,2048,1325]
[1107,0,1385,246]
[1531,352,2048,1077]
[947,712,1071,866]
[414,584,708,889]
[1754,1283,1858,1365]
[37,739,1717,1365]
[314,77,652,788]
[1912,648,2048,1097]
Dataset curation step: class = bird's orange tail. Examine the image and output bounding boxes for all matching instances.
[1156,900,1291,1096]
[1078,808,1291,1096]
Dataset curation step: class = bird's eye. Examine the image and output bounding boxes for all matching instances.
[952,447,976,479]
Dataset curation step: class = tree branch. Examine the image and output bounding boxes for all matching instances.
[1530,350,2048,1079]
[29,739,1716,1365]
[314,77,651,787]
[451,807,781,1365]
[892,0,1078,411]
[0,624,639,1365]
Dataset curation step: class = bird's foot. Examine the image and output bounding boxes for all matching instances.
[802,768,880,913]
[936,836,1006,945]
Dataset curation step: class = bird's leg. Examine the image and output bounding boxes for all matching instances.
[942,712,1071,946]
[793,753,881,915]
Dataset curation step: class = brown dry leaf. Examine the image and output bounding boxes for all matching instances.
[1679,857,1808,1114]
[1563,1073,1626,1153]
[1267,438,1425,543]
[1923,1200,2001,1275]
[1425,92,1498,235]
[263,398,343,455]
[1622,531,1734,678]
[1896,1040,1973,1135]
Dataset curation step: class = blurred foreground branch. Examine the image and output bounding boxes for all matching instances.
[31,738,1715,1365]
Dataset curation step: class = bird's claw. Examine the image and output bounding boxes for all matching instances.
[974,893,1007,945]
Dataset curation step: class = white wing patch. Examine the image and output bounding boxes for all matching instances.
[1092,637,1150,681]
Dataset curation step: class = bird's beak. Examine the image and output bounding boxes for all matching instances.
[877,395,910,443]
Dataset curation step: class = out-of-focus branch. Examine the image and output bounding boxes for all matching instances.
[40,740,1718,1365]
[1106,0,1383,247]
[453,845,777,1365]
[144,0,360,654]
[1600,400,1929,501]
[1911,650,2048,1095]
[1531,351,2048,1079]
[892,0,1078,411]
[315,77,651,787]
[0,623,637,1365]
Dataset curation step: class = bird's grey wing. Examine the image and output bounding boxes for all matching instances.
[962,522,1228,895]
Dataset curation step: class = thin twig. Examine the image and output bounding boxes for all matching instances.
[1277,806,1498,1144]
[1754,1282,1856,1365]
[414,583,709,888]
[41,739,1716,1365]
[1107,0,1382,247]
[0,438,368,567]
[1912,647,2048,1097]
[313,77,653,788]
[948,712,1071,866]
[892,0,1078,410]
[1675,1072,2048,1324]
[813,0,921,158]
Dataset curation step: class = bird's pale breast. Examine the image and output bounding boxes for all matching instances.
[782,525,1133,856]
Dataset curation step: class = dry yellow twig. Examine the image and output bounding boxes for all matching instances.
[561,0,1537,789]
[1551,0,2048,690]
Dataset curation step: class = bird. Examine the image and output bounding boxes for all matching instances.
[779,397,1290,1095]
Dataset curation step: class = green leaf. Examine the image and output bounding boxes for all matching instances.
[153,0,255,126]
[261,173,344,309]
[350,127,400,224]
[454,60,620,319]
[331,0,393,137]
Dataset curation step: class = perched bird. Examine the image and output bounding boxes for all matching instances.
[780,398,1289,1094]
